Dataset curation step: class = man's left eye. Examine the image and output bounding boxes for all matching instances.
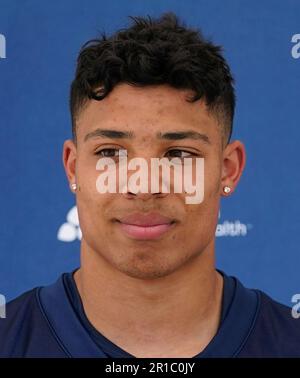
[165,150,196,158]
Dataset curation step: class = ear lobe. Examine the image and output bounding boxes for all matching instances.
[221,140,246,195]
[62,139,77,184]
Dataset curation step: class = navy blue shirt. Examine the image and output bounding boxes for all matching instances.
[0,270,299,357]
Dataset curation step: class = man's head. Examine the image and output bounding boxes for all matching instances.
[63,12,246,280]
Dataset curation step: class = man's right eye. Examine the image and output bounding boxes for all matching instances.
[95,148,118,157]
[95,149,127,158]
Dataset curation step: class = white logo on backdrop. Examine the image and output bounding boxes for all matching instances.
[291,294,300,319]
[291,34,300,59]
[57,206,82,242]
[216,210,251,237]
[57,206,251,242]
[0,294,6,318]
[0,34,6,59]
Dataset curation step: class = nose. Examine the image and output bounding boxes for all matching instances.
[117,154,168,200]
[122,190,168,201]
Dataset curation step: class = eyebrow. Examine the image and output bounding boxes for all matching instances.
[157,131,211,144]
[84,129,134,142]
[84,128,211,145]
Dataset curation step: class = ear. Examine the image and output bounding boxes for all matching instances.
[220,140,246,196]
[62,139,77,192]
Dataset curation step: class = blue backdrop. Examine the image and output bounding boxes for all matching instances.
[0,0,299,305]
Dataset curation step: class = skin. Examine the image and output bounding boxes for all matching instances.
[63,83,246,357]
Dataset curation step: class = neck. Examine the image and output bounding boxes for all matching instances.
[74,238,223,358]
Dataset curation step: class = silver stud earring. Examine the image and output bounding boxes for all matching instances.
[70,183,77,191]
[223,186,231,194]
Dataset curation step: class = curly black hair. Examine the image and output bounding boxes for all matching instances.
[70,12,235,146]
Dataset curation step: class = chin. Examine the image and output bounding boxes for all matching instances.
[119,266,176,280]
[114,254,184,280]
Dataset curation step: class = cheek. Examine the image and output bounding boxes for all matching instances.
[178,202,219,252]
[182,161,221,238]
[76,158,115,226]
[76,155,103,196]
[76,192,114,251]
[203,157,222,198]
[187,203,217,229]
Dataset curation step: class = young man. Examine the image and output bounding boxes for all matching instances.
[0,12,299,358]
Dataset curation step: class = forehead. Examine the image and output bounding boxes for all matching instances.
[76,83,221,143]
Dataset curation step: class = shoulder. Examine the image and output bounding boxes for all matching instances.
[0,283,68,357]
[0,288,38,342]
[238,288,300,357]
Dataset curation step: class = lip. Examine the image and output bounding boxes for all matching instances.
[118,212,174,226]
[116,212,176,240]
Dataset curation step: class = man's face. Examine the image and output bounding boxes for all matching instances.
[65,83,226,279]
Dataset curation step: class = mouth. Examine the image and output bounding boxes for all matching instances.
[115,212,177,240]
